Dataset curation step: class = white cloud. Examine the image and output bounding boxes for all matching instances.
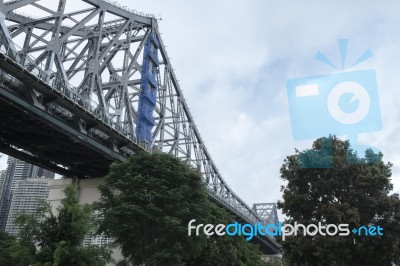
[123,0,400,208]
[2,0,400,216]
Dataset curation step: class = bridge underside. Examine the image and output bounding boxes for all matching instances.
[0,85,118,178]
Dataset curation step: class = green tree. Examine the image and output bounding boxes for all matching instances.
[278,136,400,266]
[96,152,210,265]
[96,152,264,265]
[0,230,32,265]
[187,201,263,266]
[14,185,112,265]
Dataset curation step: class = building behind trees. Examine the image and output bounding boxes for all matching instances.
[0,156,54,231]
[5,177,51,235]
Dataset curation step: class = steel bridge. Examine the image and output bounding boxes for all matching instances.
[0,0,282,254]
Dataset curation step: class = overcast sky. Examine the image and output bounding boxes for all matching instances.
[1,0,400,217]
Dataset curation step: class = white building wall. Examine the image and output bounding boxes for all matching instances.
[47,178,124,264]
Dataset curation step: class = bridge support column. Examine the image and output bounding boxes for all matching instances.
[47,178,125,264]
[47,178,104,209]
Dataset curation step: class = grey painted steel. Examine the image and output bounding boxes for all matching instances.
[253,203,280,226]
[0,0,282,254]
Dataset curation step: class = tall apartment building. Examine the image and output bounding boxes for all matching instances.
[5,178,51,236]
[0,156,54,230]
[0,170,5,200]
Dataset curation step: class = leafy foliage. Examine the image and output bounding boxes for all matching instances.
[187,202,263,266]
[96,152,209,265]
[96,152,263,265]
[13,185,112,265]
[0,230,31,266]
[278,136,400,266]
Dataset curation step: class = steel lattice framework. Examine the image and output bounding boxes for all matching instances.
[253,203,279,225]
[0,0,282,254]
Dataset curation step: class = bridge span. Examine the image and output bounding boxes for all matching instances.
[0,0,282,254]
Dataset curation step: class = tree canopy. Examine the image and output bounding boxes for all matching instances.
[12,185,112,266]
[95,152,263,265]
[0,230,29,266]
[278,136,400,266]
[187,201,263,266]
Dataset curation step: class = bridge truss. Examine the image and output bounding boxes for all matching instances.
[0,0,282,254]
